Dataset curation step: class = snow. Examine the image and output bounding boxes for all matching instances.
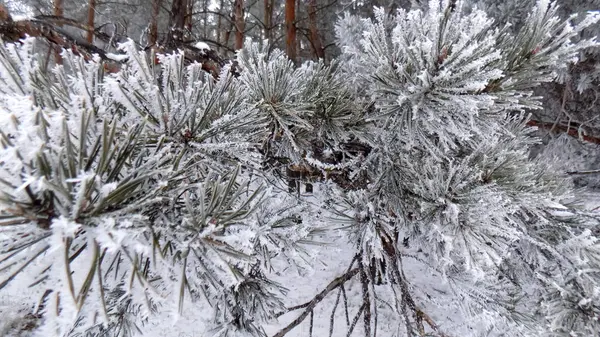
[0,296,34,337]
[194,42,211,51]
[106,53,129,62]
[0,231,502,337]
[11,15,33,21]
[131,194,600,337]
[143,235,370,337]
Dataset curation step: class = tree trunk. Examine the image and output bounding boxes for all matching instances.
[307,0,324,59]
[201,0,207,39]
[285,0,296,61]
[216,0,223,52]
[185,0,193,34]
[86,0,95,44]
[150,0,162,45]
[53,0,63,17]
[53,0,63,64]
[169,0,187,43]
[264,0,273,43]
[234,0,244,50]
[296,0,300,58]
[224,24,232,51]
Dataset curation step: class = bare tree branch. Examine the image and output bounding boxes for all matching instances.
[272,267,360,337]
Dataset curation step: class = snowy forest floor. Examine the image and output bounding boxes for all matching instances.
[2,192,600,337]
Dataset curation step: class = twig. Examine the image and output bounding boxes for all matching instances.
[416,309,451,337]
[386,242,451,337]
[358,258,372,337]
[272,268,360,337]
[329,255,359,334]
[365,257,378,337]
[280,301,311,315]
[0,7,230,78]
[549,83,571,135]
[566,169,600,175]
[399,286,415,337]
[346,303,366,337]
[341,284,350,326]
[329,285,343,337]
[309,310,314,337]
[527,120,600,144]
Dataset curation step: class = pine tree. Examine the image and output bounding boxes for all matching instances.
[1,1,600,336]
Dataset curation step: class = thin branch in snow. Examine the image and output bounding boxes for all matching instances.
[272,268,360,337]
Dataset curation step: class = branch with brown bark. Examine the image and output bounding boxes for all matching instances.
[0,4,230,77]
[527,119,600,145]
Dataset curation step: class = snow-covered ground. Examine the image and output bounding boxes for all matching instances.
[0,234,454,337]
[0,295,35,336]
[3,198,600,337]
[146,236,361,337]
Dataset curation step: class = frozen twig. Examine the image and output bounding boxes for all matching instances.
[566,169,600,175]
[272,267,360,337]
[346,303,366,337]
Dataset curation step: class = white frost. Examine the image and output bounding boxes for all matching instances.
[194,42,211,51]
[106,53,129,62]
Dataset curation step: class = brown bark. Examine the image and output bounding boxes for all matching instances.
[264,0,273,42]
[526,120,600,144]
[150,0,162,45]
[86,0,96,44]
[169,0,187,43]
[216,0,223,52]
[285,0,296,61]
[233,0,244,50]
[53,0,63,17]
[224,27,231,50]
[53,0,63,64]
[307,0,324,59]
[1,20,105,61]
[0,10,228,77]
[201,0,207,38]
[0,5,10,22]
[296,0,300,59]
[185,0,193,33]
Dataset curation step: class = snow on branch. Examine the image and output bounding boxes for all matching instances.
[0,4,230,77]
